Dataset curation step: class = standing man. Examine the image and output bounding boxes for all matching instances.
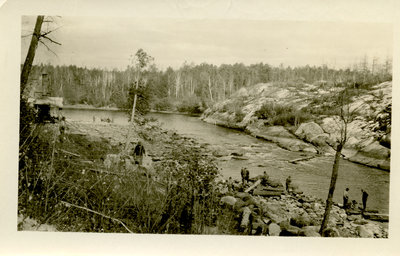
[361,189,369,213]
[343,188,349,209]
[285,176,292,192]
[227,177,234,193]
[240,168,250,185]
[133,141,146,166]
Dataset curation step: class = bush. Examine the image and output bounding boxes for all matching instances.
[234,109,246,123]
[255,102,312,126]
[19,124,222,234]
[152,97,173,111]
[176,98,203,114]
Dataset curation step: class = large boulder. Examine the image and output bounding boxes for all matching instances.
[295,122,325,142]
[322,227,340,237]
[357,225,374,238]
[220,196,237,207]
[290,214,312,228]
[268,223,281,236]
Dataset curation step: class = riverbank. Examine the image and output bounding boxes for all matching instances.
[19,118,389,237]
[201,82,391,171]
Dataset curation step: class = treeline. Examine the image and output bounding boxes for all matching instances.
[25,57,392,113]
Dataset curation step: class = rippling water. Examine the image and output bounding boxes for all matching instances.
[148,112,390,214]
[61,108,390,213]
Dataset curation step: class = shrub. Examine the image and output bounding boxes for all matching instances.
[176,98,203,114]
[234,109,246,123]
[19,124,222,234]
[152,97,173,111]
[255,102,312,126]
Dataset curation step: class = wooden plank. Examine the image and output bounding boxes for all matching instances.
[245,179,261,193]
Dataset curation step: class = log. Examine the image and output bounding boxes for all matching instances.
[253,189,283,197]
[59,149,80,157]
[363,213,389,222]
[289,156,315,164]
[240,207,252,229]
[245,179,261,193]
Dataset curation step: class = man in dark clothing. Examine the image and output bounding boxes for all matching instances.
[285,176,292,192]
[343,188,349,209]
[261,171,269,186]
[134,141,145,165]
[240,168,250,185]
[361,189,369,212]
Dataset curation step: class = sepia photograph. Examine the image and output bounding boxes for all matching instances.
[1,0,400,255]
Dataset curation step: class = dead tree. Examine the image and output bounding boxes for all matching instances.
[21,16,62,94]
[319,90,355,236]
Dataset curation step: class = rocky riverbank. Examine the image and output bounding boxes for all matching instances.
[217,178,388,237]
[201,81,391,170]
[18,118,388,237]
[71,119,388,237]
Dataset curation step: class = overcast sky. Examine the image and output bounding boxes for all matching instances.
[21,16,393,70]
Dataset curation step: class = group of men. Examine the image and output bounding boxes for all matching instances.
[343,187,369,212]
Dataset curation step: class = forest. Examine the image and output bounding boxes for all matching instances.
[25,54,392,115]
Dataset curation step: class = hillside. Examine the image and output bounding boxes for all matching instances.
[201,81,391,170]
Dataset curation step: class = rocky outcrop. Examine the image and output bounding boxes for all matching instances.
[202,81,391,170]
[216,178,388,237]
[246,121,317,153]
[293,119,390,170]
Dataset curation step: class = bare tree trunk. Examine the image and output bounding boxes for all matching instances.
[319,143,343,235]
[21,15,44,94]
[208,76,213,101]
[125,71,140,151]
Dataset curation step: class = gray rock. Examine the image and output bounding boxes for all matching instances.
[220,196,237,206]
[300,226,321,237]
[295,122,325,142]
[268,223,281,236]
[357,225,374,238]
[322,227,340,237]
[290,214,311,228]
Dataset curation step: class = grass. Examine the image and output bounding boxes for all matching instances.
[18,114,234,234]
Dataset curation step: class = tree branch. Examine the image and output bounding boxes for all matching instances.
[41,34,62,45]
[39,40,58,57]
[60,201,134,233]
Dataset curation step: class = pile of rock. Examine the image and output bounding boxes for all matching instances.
[219,179,388,238]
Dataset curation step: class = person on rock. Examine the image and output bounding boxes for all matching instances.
[285,176,292,192]
[227,177,234,192]
[261,171,270,186]
[133,141,146,166]
[343,188,350,209]
[240,168,249,185]
[361,189,369,213]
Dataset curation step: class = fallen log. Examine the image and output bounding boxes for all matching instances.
[253,190,283,197]
[362,212,389,222]
[245,179,261,193]
[58,149,80,157]
[240,207,252,230]
[289,156,315,164]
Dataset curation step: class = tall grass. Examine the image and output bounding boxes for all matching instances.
[18,116,225,233]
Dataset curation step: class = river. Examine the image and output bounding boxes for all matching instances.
[61,108,390,213]
[147,112,390,214]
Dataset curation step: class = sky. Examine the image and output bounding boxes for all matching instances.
[21,16,393,71]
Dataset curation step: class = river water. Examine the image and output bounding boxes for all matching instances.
[147,112,390,214]
[61,108,390,213]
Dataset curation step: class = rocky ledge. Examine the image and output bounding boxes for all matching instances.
[202,81,391,170]
[217,178,388,238]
